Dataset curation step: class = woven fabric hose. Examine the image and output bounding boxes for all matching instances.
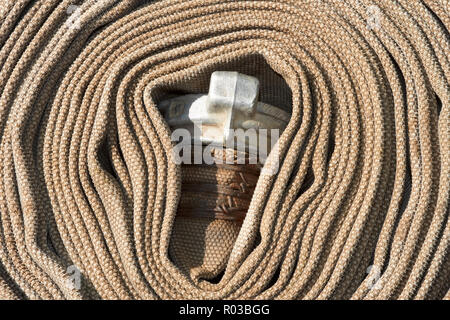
[0,0,448,300]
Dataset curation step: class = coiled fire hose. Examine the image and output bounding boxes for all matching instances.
[0,0,448,300]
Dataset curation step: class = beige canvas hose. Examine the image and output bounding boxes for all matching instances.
[0,0,448,300]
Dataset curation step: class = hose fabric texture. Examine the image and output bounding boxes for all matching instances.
[0,0,449,300]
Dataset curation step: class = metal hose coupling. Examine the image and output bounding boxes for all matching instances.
[159,71,290,222]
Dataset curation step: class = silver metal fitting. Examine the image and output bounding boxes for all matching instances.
[158,71,290,154]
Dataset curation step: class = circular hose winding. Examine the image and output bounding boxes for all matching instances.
[0,0,448,299]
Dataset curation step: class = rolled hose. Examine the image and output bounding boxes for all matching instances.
[0,0,448,299]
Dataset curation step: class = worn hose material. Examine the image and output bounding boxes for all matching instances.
[0,0,448,300]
